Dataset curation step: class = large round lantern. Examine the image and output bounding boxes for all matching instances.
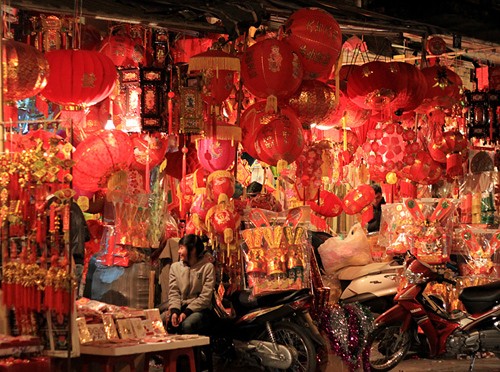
[130,132,169,171]
[72,130,133,192]
[389,62,428,113]
[206,170,235,204]
[343,185,375,215]
[286,79,337,129]
[2,39,49,101]
[98,34,145,67]
[308,190,343,217]
[241,38,303,106]
[282,7,342,80]
[42,49,117,107]
[347,61,400,111]
[197,137,236,172]
[420,65,462,110]
[254,106,305,166]
[171,35,216,64]
[326,92,372,129]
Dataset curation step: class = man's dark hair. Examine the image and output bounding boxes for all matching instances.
[246,181,263,196]
[371,183,382,194]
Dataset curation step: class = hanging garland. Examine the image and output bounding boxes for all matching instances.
[319,302,374,372]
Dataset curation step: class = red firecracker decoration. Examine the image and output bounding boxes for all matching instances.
[72,130,134,192]
[282,7,342,80]
[241,38,303,112]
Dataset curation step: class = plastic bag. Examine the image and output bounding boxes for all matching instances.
[318,223,372,274]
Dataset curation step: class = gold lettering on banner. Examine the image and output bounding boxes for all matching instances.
[82,73,96,88]
[305,20,339,39]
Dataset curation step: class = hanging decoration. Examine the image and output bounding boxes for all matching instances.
[98,34,145,68]
[419,65,462,112]
[197,123,241,172]
[72,129,134,192]
[343,185,375,225]
[428,130,468,177]
[286,79,338,129]
[241,38,303,113]
[308,190,344,218]
[282,7,342,80]
[389,62,428,114]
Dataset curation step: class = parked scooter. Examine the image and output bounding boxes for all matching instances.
[367,251,500,371]
[210,287,324,371]
[311,231,403,315]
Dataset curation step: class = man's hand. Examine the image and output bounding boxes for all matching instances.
[170,313,179,327]
[179,313,187,323]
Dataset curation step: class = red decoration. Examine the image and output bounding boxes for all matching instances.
[343,185,375,215]
[286,79,338,128]
[206,170,235,204]
[308,190,343,217]
[171,35,216,64]
[282,7,342,80]
[399,150,443,184]
[2,39,49,101]
[129,132,169,171]
[324,92,372,129]
[98,34,145,67]
[254,106,305,166]
[42,49,117,107]
[72,130,134,192]
[206,196,240,245]
[241,38,303,102]
[197,137,236,172]
[347,61,400,110]
[426,36,447,55]
[389,62,428,113]
[164,142,200,179]
[420,65,462,111]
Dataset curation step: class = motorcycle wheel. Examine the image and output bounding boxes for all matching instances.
[367,323,411,371]
[260,321,317,372]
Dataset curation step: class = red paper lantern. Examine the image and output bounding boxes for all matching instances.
[130,132,169,171]
[399,150,435,184]
[308,190,343,217]
[325,92,372,129]
[206,170,235,203]
[241,38,303,101]
[343,185,375,215]
[98,35,145,67]
[347,61,400,110]
[190,190,216,223]
[164,142,200,180]
[286,79,338,128]
[171,36,216,64]
[72,130,134,192]
[197,137,236,172]
[43,49,117,107]
[2,39,49,101]
[206,198,240,244]
[420,65,462,110]
[282,7,342,80]
[254,107,305,166]
[389,62,428,113]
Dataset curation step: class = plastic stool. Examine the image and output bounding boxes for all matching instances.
[164,347,196,372]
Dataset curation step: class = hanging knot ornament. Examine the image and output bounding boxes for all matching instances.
[419,65,462,112]
[428,130,468,178]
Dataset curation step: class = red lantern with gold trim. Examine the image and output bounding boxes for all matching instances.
[206,170,235,204]
[389,62,428,113]
[98,34,145,67]
[343,185,375,215]
[254,106,305,166]
[308,190,343,217]
[286,79,337,128]
[42,49,116,107]
[420,65,462,110]
[130,132,169,171]
[347,61,400,111]
[241,38,303,105]
[197,137,235,172]
[72,130,133,192]
[282,7,342,80]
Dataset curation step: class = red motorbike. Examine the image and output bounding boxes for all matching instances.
[367,251,500,371]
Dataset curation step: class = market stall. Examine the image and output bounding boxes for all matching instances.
[0,2,498,371]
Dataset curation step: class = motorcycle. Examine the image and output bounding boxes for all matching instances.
[210,287,324,371]
[367,251,500,372]
[311,230,403,315]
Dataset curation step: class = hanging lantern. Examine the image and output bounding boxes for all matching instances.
[205,195,240,245]
[326,92,372,129]
[98,34,145,67]
[2,39,49,101]
[241,38,303,112]
[343,185,375,215]
[308,190,343,217]
[197,124,241,172]
[286,79,337,129]
[206,170,235,204]
[254,106,305,166]
[130,132,169,171]
[72,130,134,192]
[389,62,428,113]
[42,49,116,108]
[171,35,217,64]
[420,65,462,111]
[426,36,447,56]
[347,61,400,111]
[282,7,342,80]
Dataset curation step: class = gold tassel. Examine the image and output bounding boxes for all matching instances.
[216,125,242,142]
[277,159,288,175]
[188,51,241,73]
[265,95,278,113]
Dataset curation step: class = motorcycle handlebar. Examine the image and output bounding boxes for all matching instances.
[436,275,457,286]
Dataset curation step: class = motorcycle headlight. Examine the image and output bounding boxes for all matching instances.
[404,270,428,284]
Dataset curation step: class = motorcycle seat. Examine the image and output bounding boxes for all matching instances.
[337,262,398,280]
[233,288,311,311]
[459,280,500,314]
